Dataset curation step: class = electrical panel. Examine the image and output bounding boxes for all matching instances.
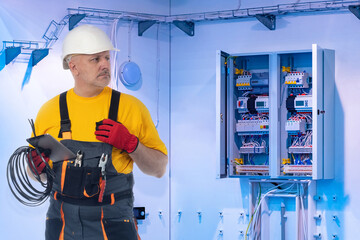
[233,55,269,176]
[216,45,335,180]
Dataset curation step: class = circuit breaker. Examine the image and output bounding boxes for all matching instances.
[216,45,335,180]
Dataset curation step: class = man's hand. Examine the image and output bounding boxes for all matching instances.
[95,119,139,153]
[27,148,50,175]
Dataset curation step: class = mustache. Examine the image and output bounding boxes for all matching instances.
[97,70,110,77]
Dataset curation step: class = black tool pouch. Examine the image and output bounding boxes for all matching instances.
[62,165,101,198]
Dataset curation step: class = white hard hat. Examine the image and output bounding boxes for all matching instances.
[61,24,118,69]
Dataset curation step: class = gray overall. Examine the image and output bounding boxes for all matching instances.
[45,90,138,240]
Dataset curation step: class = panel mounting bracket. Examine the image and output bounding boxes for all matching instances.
[5,47,22,65]
[32,48,49,66]
[255,14,276,30]
[69,14,86,30]
[349,5,360,20]
[0,47,22,71]
[138,20,156,36]
[173,21,195,36]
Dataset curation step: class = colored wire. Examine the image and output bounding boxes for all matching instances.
[245,183,261,240]
[246,183,296,239]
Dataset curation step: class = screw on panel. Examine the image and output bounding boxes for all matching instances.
[177,210,182,222]
[244,209,249,217]
[219,230,223,236]
[332,234,338,239]
[197,211,202,223]
[332,195,337,201]
[313,233,322,239]
[158,210,163,219]
[313,195,321,201]
[332,215,338,221]
[313,214,322,220]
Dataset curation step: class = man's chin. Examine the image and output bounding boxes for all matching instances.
[97,76,111,85]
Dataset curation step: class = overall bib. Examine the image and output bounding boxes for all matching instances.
[45,90,138,240]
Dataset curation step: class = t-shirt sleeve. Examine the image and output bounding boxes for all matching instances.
[33,95,61,140]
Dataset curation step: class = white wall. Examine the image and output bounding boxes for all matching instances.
[0,1,170,240]
[170,1,357,240]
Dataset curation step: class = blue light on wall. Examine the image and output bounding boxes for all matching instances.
[119,61,142,87]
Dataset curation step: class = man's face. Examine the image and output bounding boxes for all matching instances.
[70,51,111,89]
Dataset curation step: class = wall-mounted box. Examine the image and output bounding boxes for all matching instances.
[216,44,335,180]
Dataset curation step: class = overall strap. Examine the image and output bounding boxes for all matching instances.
[58,89,121,139]
[58,91,72,139]
[108,89,121,121]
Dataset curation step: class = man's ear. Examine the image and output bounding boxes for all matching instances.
[68,61,79,76]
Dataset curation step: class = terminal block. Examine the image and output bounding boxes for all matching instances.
[288,146,312,154]
[239,145,267,154]
[283,165,312,174]
[235,165,269,174]
[236,120,269,134]
[285,119,306,133]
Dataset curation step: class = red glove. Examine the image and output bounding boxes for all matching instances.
[95,119,139,153]
[27,148,50,175]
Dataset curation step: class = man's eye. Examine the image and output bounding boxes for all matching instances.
[91,57,99,62]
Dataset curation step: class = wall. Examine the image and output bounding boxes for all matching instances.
[0,1,170,240]
[170,1,357,240]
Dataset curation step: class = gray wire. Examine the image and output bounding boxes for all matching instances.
[128,20,134,62]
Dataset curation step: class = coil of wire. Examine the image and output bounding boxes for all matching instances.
[6,146,54,207]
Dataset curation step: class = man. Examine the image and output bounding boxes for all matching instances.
[29,24,168,240]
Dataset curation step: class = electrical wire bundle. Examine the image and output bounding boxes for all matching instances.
[6,120,55,207]
[291,131,312,148]
[245,183,302,240]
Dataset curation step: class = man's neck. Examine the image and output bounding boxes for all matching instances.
[73,86,104,98]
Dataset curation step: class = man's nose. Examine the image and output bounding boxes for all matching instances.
[99,57,110,69]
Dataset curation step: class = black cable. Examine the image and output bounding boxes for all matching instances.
[6,146,54,207]
[28,119,36,137]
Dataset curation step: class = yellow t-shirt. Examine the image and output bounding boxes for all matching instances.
[34,86,167,174]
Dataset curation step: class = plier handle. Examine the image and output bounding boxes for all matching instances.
[98,153,108,177]
[74,150,83,167]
